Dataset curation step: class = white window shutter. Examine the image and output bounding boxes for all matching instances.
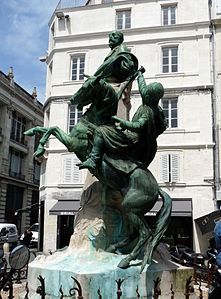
[161,154,169,182]
[64,156,73,183]
[171,154,179,182]
[72,155,81,183]
[63,154,82,184]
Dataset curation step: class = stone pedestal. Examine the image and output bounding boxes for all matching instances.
[24,175,193,298]
[26,244,193,299]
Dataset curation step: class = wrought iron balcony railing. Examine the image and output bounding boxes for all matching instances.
[9,171,25,181]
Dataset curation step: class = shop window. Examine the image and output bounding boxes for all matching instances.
[5,185,24,227]
[116,10,131,30]
[161,98,178,128]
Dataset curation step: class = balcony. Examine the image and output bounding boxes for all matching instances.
[56,0,88,9]
[9,171,25,181]
[10,134,28,147]
[33,178,40,185]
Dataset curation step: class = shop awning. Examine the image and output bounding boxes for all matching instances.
[145,198,192,217]
[49,200,80,216]
[195,210,221,234]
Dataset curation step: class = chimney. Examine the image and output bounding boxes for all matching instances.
[32,86,38,102]
[8,67,14,86]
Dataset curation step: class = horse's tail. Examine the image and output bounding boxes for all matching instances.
[140,189,172,273]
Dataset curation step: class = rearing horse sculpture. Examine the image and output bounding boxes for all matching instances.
[25,62,172,273]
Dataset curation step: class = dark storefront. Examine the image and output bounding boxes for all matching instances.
[6,184,24,231]
[146,198,193,248]
[49,199,80,249]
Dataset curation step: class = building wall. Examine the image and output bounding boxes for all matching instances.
[211,0,221,203]
[42,0,216,253]
[0,70,44,235]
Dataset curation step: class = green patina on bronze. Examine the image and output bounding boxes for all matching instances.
[24,31,172,272]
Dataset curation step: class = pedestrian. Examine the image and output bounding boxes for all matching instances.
[22,228,33,248]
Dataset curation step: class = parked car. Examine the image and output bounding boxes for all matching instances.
[20,223,39,247]
[0,223,18,250]
[169,244,205,267]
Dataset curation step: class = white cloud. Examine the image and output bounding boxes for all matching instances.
[0,0,59,103]
[2,0,58,59]
[0,0,87,103]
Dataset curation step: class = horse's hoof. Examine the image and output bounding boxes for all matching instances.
[106,245,116,253]
[117,258,130,269]
[34,147,45,157]
[24,128,35,136]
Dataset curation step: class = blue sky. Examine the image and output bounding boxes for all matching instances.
[0,0,59,103]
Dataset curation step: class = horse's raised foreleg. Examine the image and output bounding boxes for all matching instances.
[25,126,48,136]
[24,126,50,156]
[34,126,74,157]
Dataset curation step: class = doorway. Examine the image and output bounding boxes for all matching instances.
[57,215,75,249]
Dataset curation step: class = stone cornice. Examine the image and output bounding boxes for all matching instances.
[44,83,213,108]
[211,18,221,26]
[0,173,40,189]
[49,0,167,26]
[0,73,43,119]
[157,143,214,150]
[46,22,210,64]
[53,21,210,43]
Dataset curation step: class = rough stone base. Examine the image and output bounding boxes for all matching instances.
[23,245,195,299]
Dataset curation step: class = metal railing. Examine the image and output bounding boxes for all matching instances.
[0,250,36,298]
[1,253,220,298]
[23,274,209,299]
[9,171,25,181]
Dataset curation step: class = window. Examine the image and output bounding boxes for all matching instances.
[116,10,131,30]
[69,104,83,132]
[161,153,179,183]
[216,0,221,14]
[162,46,178,73]
[102,0,112,3]
[9,148,24,180]
[161,98,178,128]
[63,154,83,184]
[162,5,177,25]
[71,55,85,81]
[10,111,26,144]
[33,159,41,184]
[6,185,23,225]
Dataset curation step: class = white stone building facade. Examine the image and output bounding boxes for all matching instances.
[40,0,219,253]
[211,0,221,203]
